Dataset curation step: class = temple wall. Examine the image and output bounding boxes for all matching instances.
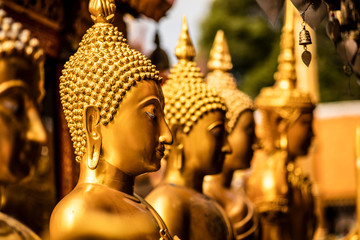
[298,100,360,205]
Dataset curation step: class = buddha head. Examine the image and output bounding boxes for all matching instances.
[0,10,46,184]
[206,30,255,171]
[255,4,315,159]
[59,0,172,176]
[163,18,230,176]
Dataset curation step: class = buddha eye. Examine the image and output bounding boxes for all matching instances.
[208,121,226,139]
[210,126,224,139]
[146,111,157,120]
[1,98,24,117]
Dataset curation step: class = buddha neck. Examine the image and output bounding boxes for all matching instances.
[78,158,135,195]
[286,154,296,163]
[163,155,205,193]
[209,166,234,189]
[220,167,235,188]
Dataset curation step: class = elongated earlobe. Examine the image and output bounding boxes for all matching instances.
[171,125,184,171]
[174,143,184,170]
[277,118,288,151]
[84,105,102,170]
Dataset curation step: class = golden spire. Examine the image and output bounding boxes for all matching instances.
[163,18,226,134]
[207,30,233,72]
[206,30,254,132]
[174,16,196,61]
[255,0,314,113]
[273,0,296,90]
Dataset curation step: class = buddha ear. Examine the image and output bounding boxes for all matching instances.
[276,116,288,150]
[170,124,184,170]
[170,124,184,147]
[277,117,288,134]
[84,105,102,170]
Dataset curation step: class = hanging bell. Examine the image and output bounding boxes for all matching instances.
[299,26,312,46]
[299,22,312,67]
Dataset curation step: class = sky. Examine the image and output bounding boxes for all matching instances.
[126,0,213,66]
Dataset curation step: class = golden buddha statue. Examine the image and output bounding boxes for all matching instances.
[145,17,234,240]
[246,0,316,240]
[203,29,258,240]
[0,8,46,240]
[49,0,178,239]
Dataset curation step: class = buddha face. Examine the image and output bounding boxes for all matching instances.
[223,110,255,171]
[287,111,314,157]
[0,82,46,184]
[182,110,231,175]
[100,80,173,176]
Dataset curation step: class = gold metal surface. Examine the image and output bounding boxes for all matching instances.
[204,30,258,240]
[146,17,234,240]
[247,1,316,240]
[0,8,46,239]
[50,0,178,239]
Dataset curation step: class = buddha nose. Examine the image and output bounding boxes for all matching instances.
[159,118,173,145]
[25,104,47,145]
[221,135,232,154]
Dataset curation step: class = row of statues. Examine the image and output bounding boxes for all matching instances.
[0,0,323,239]
[0,7,46,240]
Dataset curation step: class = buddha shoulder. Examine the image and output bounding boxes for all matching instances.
[147,183,215,206]
[50,183,161,240]
[147,184,232,239]
[146,184,190,214]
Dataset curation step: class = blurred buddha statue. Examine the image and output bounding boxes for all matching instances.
[149,30,170,84]
[49,0,178,239]
[146,17,234,240]
[0,8,46,240]
[246,1,316,240]
[203,30,258,240]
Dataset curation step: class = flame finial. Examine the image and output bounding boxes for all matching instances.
[174,16,196,61]
[208,30,233,72]
[89,0,116,24]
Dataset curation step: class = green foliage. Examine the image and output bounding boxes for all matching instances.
[199,0,360,102]
[241,40,280,98]
[199,0,279,81]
